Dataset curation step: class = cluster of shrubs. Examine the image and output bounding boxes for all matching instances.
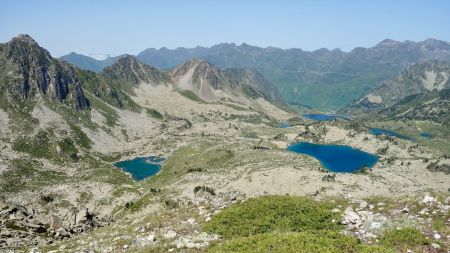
[322,174,336,182]
[187,167,205,173]
[194,186,215,196]
[426,161,450,174]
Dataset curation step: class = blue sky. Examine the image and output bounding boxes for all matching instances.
[1,0,449,58]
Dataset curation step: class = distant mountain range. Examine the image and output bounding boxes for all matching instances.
[60,52,124,72]
[341,60,450,125]
[60,39,450,111]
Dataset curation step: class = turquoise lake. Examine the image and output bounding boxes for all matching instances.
[114,156,165,181]
[287,142,379,173]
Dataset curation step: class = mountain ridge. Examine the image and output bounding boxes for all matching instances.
[60,38,450,111]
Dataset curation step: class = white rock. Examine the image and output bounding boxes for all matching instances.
[370,222,382,229]
[163,230,177,239]
[343,207,361,225]
[432,243,441,249]
[147,233,156,242]
[422,195,435,205]
[358,201,368,210]
[434,233,441,240]
[357,210,369,221]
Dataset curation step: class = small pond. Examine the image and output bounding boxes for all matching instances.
[114,156,165,181]
[420,132,433,139]
[287,142,379,173]
[370,128,413,141]
[303,113,344,121]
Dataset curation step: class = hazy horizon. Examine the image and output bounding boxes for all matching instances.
[1,0,450,58]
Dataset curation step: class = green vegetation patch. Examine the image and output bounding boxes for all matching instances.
[58,138,78,154]
[68,123,91,149]
[0,159,66,193]
[144,143,236,187]
[178,90,206,103]
[146,108,164,119]
[12,129,53,159]
[379,228,430,251]
[203,196,343,238]
[208,231,395,253]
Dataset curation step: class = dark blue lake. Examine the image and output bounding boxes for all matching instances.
[303,114,341,121]
[280,123,290,128]
[287,142,379,173]
[370,128,413,141]
[114,156,165,181]
[420,132,433,138]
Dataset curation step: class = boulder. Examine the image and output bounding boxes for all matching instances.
[342,207,361,226]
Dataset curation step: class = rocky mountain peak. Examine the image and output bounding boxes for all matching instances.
[102,55,166,85]
[375,39,402,47]
[0,35,89,110]
[2,34,52,68]
[172,59,220,79]
[12,34,39,45]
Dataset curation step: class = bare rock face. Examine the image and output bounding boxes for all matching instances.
[0,34,90,110]
[102,55,168,85]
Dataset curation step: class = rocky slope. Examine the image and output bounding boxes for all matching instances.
[384,88,450,125]
[169,59,284,105]
[341,61,450,124]
[62,38,450,110]
[223,68,285,106]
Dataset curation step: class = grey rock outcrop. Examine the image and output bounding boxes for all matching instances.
[0,34,90,110]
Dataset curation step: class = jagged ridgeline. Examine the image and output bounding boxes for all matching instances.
[0,34,140,113]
